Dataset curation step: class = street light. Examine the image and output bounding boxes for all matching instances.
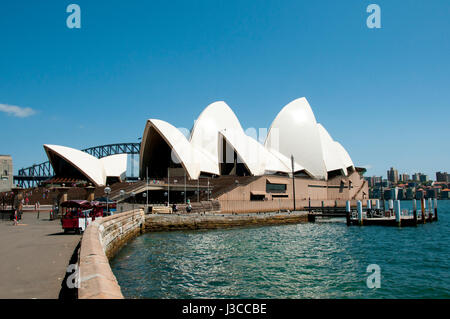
[104,186,111,215]
[146,166,149,213]
[184,171,186,204]
[119,190,125,212]
[131,191,135,212]
[142,192,147,213]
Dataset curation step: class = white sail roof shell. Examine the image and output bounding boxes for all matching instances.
[219,129,292,175]
[267,147,309,176]
[100,154,128,180]
[44,144,107,186]
[265,98,327,180]
[317,123,348,176]
[334,141,354,170]
[138,97,355,181]
[142,119,219,179]
[190,101,243,173]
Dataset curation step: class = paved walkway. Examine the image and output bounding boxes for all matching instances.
[0,211,80,299]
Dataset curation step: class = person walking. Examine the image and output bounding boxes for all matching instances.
[36,201,40,219]
[13,209,18,226]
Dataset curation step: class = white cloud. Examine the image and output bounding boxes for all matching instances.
[0,103,37,118]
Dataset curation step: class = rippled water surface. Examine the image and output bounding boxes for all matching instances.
[110,201,450,298]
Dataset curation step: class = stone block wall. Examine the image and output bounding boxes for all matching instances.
[78,209,144,299]
[144,211,308,232]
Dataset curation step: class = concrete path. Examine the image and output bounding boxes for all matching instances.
[0,211,80,299]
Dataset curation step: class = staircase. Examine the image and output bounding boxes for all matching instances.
[352,179,367,200]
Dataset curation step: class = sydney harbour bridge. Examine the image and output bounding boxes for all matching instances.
[14,143,140,188]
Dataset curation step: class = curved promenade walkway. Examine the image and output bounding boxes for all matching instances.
[0,211,80,299]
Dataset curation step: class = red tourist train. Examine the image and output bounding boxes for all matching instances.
[60,199,117,233]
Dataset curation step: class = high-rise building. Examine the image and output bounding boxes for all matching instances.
[436,171,449,183]
[412,172,429,183]
[365,176,382,187]
[0,155,13,192]
[384,187,398,200]
[370,188,382,199]
[387,167,399,183]
[426,188,437,199]
[406,188,415,200]
[397,188,405,200]
[400,173,410,182]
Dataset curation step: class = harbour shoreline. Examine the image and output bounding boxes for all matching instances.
[77,210,309,299]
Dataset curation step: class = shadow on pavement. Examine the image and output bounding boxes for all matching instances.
[59,240,81,300]
[46,232,76,236]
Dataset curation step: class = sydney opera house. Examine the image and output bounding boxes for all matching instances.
[140,97,354,180]
[41,97,368,212]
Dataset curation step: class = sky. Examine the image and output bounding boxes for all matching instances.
[0,0,449,179]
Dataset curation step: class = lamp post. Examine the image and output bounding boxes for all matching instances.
[184,171,186,204]
[291,155,296,211]
[131,191,135,212]
[167,168,170,207]
[146,166,149,213]
[119,190,125,213]
[174,180,177,205]
[143,192,147,213]
[104,186,111,215]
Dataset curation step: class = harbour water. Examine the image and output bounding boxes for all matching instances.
[110,200,450,299]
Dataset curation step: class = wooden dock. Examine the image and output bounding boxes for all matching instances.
[307,198,439,227]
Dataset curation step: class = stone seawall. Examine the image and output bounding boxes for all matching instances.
[78,209,145,299]
[145,212,308,232]
[78,210,308,299]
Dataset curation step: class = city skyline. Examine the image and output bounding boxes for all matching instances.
[369,168,449,183]
[1,1,449,178]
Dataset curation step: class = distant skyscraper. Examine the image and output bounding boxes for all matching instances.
[406,188,415,200]
[365,176,382,187]
[412,172,428,182]
[400,173,410,182]
[436,171,449,182]
[387,167,399,183]
[374,176,382,186]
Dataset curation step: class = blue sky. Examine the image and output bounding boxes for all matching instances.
[0,0,449,179]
